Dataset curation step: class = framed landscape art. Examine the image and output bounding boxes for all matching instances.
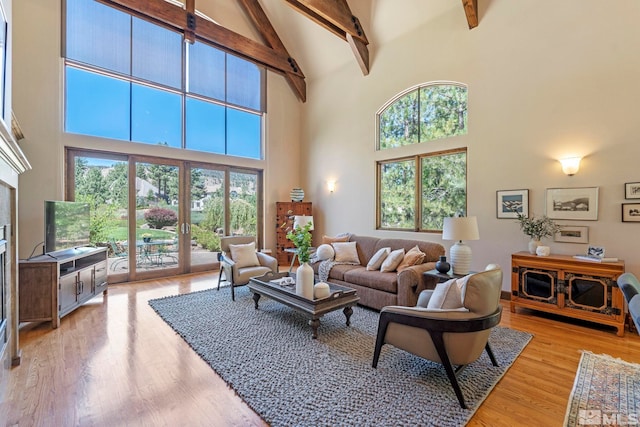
[622,203,640,222]
[496,189,528,219]
[625,182,640,199]
[554,225,589,244]
[545,187,599,221]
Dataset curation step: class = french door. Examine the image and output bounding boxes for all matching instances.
[67,149,262,283]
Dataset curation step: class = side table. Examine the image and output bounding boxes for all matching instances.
[423,269,470,284]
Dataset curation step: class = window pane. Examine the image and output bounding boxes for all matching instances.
[419,85,468,141]
[379,160,415,229]
[229,171,258,236]
[132,17,182,89]
[185,97,225,154]
[227,54,262,111]
[379,90,419,149]
[131,84,182,148]
[65,66,130,140]
[421,151,467,231]
[190,167,224,268]
[188,41,225,101]
[66,0,130,74]
[227,108,261,159]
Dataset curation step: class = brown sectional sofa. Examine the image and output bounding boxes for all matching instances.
[311,234,445,310]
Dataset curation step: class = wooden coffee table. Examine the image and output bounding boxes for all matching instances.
[248,271,359,339]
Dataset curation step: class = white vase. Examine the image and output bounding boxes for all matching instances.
[296,262,314,299]
[528,239,542,254]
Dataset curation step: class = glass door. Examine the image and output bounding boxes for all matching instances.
[131,157,182,279]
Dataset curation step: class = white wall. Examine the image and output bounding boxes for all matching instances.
[303,0,640,289]
[12,0,301,258]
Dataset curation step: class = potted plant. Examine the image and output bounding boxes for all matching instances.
[142,233,152,243]
[515,213,561,254]
[286,221,314,298]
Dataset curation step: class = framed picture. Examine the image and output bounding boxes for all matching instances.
[622,203,640,222]
[625,182,640,199]
[545,187,599,221]
[554,225,589,244]
[496,189,529,219]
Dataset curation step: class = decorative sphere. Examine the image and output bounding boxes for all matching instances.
[315,244,335,261]
[314,282,331,299]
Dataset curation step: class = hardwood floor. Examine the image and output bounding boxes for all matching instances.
[1,271,639,426]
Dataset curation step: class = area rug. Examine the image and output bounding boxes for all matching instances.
[564,351,640,427]
[149,287,532,427]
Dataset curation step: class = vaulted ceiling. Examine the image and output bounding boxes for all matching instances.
[97,0,479,102]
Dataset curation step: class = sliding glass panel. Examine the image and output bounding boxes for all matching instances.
[227,54,262,111]
[72,155,130,273]
[229,171,258,236]
[66,0,130,74]
[134,161,180,275]
[187,41,225,101]
[131,84,182,148]
[227,108,261,159]
[132,17,182,89]
[189,167,224,270]
[65,66,130,140]
[185,97,225,154]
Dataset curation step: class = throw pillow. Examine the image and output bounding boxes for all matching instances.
[229,242,260,269]
[322,234,350,244]
[380,248,405,272]
[366,247,391,271]
[332,242,360,264]
[396,245,426,272]
[315,244,335,261]
[427,278,464,309]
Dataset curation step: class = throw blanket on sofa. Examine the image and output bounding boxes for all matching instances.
[316,259,359,282]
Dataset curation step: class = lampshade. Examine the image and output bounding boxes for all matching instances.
[293,215,314,231]
[560,157,581,176]
[442,217,479,242]
[442,216,479,275]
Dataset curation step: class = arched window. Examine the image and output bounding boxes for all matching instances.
[376,83,468,232]
[377,82,467,150]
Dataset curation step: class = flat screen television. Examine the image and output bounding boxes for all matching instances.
[44,200,91,253]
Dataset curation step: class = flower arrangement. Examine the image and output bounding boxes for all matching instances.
[515,213,561,240]
[286,221,313,263]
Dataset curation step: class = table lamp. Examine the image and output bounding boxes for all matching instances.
[442,216,479,275]
[293,215,314,230]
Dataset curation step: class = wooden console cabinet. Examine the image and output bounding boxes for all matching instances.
[275,201,312,265]
[511,252,626,336]
[19,246,108,328]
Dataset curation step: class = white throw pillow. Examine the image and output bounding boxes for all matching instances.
[315,244,335,261]
[367,247,391,271]
[380,248,405,272]
[332,242,360,264]
[229,242,260,269]
[427,278,464,309]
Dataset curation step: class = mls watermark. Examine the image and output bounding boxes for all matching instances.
[579,410,639,425]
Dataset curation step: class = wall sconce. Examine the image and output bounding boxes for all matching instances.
[327,180,336,193]
[560,157,581,176]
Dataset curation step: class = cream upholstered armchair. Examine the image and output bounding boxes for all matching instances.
[617,272,640,334]
[218,236,278,301]
[372,267,503,409]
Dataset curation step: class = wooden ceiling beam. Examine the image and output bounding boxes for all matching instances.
[237,0,306,102]
[284,0,370,75]
[96,0,306,101]
[462,0,479,29]
[184,0,196,44]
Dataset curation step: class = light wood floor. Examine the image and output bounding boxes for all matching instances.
[1,272,639,427]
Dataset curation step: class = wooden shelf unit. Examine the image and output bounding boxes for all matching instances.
[510,252,626,336]
[275,201,312,265]
[19,246,108,328]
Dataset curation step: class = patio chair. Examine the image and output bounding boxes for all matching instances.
[108,240,128,271]
[218,236,277,301]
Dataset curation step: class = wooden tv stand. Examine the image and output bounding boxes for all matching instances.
[19,246,108,328]
[510,252,626,336]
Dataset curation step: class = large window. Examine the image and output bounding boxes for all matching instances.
[64,0,265,159]
[376,82,468,232]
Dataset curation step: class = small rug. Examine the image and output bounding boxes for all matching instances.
[564,351,640,427]
[149,287,532,427]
